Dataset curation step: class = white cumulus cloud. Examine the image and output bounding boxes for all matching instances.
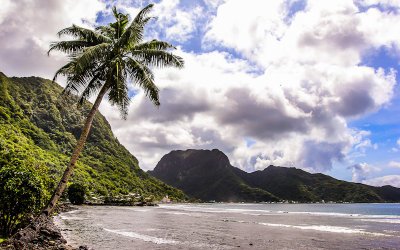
[363,175,400,188]
[348,163,380,183]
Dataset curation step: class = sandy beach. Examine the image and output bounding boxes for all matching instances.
[54,203,400,249]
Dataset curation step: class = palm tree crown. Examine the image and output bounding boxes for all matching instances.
[41,4,183,216]
[49,4,184,118]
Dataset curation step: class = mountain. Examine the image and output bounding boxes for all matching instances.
[233,166,396,202]
[149,149,400,202]
[148,149,278,202]
[0,72,188,200]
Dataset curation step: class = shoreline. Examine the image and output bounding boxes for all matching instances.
[51,203,400,249]
[5,202,397,249]
[0,204,88,250]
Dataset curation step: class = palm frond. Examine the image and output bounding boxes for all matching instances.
[48,40,92,55]
[132,39,176,51]
[107,63,130,118]
[95,25,115,38]
[133,4,154,24]
[58,25,112,44]
[78,72,105,105]
[131,50,184,68]
[126,56,159,106]
[117,4,154,49]
[75,43,111,72]
[52,62,74,82]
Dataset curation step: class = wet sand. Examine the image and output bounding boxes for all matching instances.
[54,204,400,249]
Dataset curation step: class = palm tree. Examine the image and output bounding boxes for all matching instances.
[42,4,184,215]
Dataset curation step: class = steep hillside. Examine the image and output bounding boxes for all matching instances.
[0,72,187,200]
[150,149,400,202]
[149,149,278,202]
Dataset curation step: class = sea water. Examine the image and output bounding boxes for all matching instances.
[55,203,400,249]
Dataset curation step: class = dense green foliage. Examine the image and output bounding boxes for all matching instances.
[149,149,278,202]
[68,183,86,205]
[0,164,45,236]
[150,149,400,203]
[0,72,188,205]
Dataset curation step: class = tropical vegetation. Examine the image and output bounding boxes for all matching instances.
[0,72,187,236]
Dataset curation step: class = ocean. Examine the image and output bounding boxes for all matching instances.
[54,203,400,249]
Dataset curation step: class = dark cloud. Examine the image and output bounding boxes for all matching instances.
[298,17,367,51]
[0,38,64,78]
[131,87,211,123]
[217,88,309,139]
[299,141,346,172]
[333,78,376,117]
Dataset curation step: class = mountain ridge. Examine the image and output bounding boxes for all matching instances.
[149,149,400,202]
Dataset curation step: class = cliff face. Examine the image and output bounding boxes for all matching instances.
[0,72,187,200]
[149,149,278,202]
[150,149,400,202]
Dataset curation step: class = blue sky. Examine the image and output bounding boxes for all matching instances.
[1,0,400,187]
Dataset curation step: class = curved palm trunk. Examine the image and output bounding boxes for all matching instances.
[11,83,110,247]
[42,83,110,215]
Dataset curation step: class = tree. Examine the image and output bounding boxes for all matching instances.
[0,164,45,237]
[42,4,184,215]
[67,183,86,205]
[0,125,49,237]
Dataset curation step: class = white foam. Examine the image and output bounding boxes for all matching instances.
[360,219,400,224]
[159,204,400,222]
[59,215,84,220]
[120,207,150,212]
[65,210,78,214]
[104,228,179,245]
[258,222,387,236]
[164,211,193,216]
[104,228,231,249]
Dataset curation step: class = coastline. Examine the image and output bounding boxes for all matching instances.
[52,203,400,249]
[0,204,88,250]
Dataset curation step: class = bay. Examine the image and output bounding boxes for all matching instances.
[55,203,400,249]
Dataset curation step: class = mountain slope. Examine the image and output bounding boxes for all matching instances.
[235,166,389,202]
[0,72,187,200]
[150,149,400,202]
[149,149,278,202]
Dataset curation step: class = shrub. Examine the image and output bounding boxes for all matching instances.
[0,164,45,236]
[68,183,86,205]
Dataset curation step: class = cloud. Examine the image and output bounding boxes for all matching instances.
[143,0,205,43]
[2,0,399,174]
[389,161,400,168]
[363,175,400,188]
[0,0,105,80]
[100,0,398,171]
[348,163,379,183]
